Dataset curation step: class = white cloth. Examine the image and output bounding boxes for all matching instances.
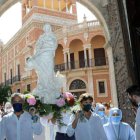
[1,111,42,140]
[55,112,71,133]
[104,122,135,140]
[40,112,72,140]
[40,117,56,140]
[67,113,108,140]
[95,103,108,125]
[135,106,140,140]
[33,125,46,140]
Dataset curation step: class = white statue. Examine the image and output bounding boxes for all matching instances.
[26,24,64,104]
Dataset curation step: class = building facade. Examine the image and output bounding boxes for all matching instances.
[0,0,111,103]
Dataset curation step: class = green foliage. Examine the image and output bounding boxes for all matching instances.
[23,90,30,94]
[0,85,12,105]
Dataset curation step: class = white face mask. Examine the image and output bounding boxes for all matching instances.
[111,116,121,125]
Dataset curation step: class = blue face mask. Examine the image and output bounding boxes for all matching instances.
[111,116,121,124]
[13,103,23,112]
[83,104,92,112]
[98,111,105,117]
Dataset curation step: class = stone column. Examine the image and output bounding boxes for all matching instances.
[43,0,46,8]
[84,44,92,67]
[83,47,87,67]
[105,42,118,107]
[67,50,71,69]
[63,51,67,70]
[65,0,69,12]
[87,70,94,97]
[58,0,61,11]
[51,0,54,9]
[63,48,70,70]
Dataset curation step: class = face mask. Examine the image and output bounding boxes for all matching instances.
[83,104,92,112]
[13,103,23,112]
[129,99,138,107]
[98,111,105,117]
[111,116,121,124]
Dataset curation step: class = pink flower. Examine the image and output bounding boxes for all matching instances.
[56,98,66,107]
[27,97,36,105]
[63,92,74,99]
[63,92,75,106]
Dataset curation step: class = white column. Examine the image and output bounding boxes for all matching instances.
[67,51,71,69]
[58,0,61,11]
[84,48,87,67]
[84,44,92,67]
[87,70,94,97]
[105,42,118,107]
[63,52,67,70]
[51,0,54,9]
[43,0,46,8]
[65,0,69,12]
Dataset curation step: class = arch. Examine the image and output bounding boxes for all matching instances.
[0,0,110,42]
[68,38,84,47]
[68,77,88,90]
[0,0,20,16]
[69,79,86,90]
[90,35,106,48]
[77,0,110,42]
[55,44,64,65]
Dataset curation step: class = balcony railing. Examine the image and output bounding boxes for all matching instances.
[55,20,102,39]
[12,75,21,83]
[54,57,108,72]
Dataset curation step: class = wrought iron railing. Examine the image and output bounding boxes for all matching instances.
[12,75,21,83]
[54,57,108,72]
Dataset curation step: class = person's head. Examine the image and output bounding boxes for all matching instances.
[95,103,105,117]
[11,93,24,113]
[109,108,122,125]
[5,102,13,113]
[126,85,140,107]
[78,93,93,112]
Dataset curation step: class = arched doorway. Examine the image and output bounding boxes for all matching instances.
[91,35,107,66]
[69,39,84,69]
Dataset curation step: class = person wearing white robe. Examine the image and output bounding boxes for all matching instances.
[67,93,108,140]
[95,103,108,125]
[104,107,135,140]
[1,93,42,140]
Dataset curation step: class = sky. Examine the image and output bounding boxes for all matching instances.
[0,2,96,44]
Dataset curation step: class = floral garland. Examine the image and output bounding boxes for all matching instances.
[23,92,75,125]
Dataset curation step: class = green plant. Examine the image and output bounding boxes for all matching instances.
[0,85,12,105]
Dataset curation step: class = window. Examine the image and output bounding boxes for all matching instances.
[94,48,106,66]
[4,73,6,84]
[10,69,12,84]
[17,64,20,81]
[17,89,20,93]
[69,79,86,90]
[98,81,105,94]
[27,84,31,92]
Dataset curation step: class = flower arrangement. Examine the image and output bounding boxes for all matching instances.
[23,92,75,125]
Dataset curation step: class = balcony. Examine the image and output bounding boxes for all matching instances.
[12,75,21,83]
[54,57,108,72]
[21,71,31,80]
[55,20,102,39]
